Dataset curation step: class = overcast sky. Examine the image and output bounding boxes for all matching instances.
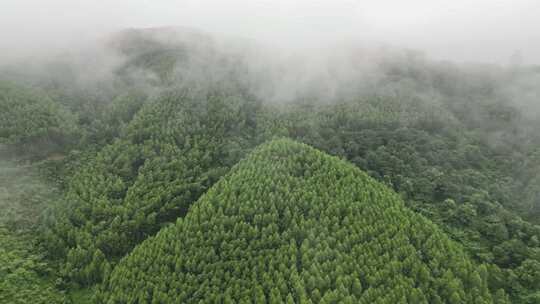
[2,0,540,64]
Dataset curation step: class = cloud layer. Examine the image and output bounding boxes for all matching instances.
[1,0,540,64]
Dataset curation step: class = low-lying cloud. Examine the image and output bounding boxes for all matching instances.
[2,0,540,64]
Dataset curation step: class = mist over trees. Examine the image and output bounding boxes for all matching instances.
[1,27,540,303]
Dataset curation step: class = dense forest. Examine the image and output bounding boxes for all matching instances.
[1,28,539,303]
[98,139,497,303]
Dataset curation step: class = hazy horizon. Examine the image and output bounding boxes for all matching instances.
[2,0,540,65]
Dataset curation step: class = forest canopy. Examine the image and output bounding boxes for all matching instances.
[0,27,539,303]
[98,139,498,304]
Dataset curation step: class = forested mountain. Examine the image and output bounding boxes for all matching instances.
[98,139,499,303]
[42,89,262,285]
[0,27,539,303]
[271,101,540,302]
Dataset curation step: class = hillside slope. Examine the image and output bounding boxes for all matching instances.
[98,139,500,304]
[43,89,262,285]
[0,155,65,303]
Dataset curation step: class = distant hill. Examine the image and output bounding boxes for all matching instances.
[97,139,497,303]
[109,27,257,88]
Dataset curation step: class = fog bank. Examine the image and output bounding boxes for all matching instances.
[2,0,540,64]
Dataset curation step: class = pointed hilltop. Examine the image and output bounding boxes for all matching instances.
[97,139,495,303]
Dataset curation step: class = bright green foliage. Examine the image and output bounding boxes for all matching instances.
[98,139,497,303]
[43,89,262,285]
[0,228,65,304]
[263,98,540,302]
